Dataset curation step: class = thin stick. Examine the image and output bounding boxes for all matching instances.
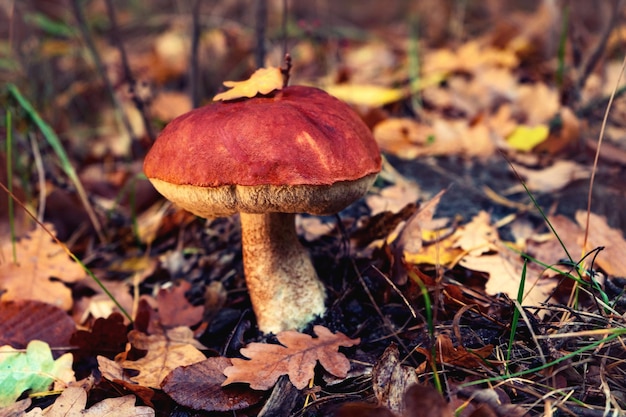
[70,0,137,148]
[29,134,46,222]
[282,0,288,58]
[190,0,202,108]
[575,0,623,94]
[103,0,154,143]
[255,0,268,68]
[582,52,626,254]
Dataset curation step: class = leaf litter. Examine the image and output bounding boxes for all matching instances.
[4,1,626,416]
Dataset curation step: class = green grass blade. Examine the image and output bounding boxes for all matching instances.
[7,83,106,243]
[556,6,569,89]
[408,269,443,393]
[506,257,527,372]
[460,329,626,388]
[0,181,132,323]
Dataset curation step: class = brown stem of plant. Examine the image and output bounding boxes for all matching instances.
[104,0,155,147]
[190,0,202,108]
[281,53,292,87]
[582,51,626,256]
[282,0,289,58]
[575,0,622,97]
[255,0,268,68]
[70,0,137,149]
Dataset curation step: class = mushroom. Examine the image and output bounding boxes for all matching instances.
[144,85,381,333]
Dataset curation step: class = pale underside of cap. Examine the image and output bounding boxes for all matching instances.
[148,173,377,218]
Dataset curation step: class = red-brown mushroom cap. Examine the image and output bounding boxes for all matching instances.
[144,86,381,217]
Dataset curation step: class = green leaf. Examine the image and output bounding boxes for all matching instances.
[0,340,74,407]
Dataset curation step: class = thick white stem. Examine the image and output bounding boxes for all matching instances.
[239,212,326,333]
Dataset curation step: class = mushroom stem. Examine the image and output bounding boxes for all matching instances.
[239,212,326,333]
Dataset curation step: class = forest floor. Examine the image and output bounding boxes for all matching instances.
[3,1,626,416]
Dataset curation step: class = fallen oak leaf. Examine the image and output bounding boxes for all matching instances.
[0,224,85,310]
[452,211,498,256]
[0,340,75,407]
[222,325,359,390]
[96,355,155,406]
[120,329,207,389]
[213,67,283,101]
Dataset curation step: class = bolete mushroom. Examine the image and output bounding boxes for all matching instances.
[144,85,381,333]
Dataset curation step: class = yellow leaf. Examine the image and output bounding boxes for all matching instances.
[506,124,549,152]
[213,67,284,101]
[323,84,405,107]
[403,234,463,266]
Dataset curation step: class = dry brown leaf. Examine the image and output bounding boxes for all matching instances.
[156,281,204,328]
[430,118,493,158]
[452,213,559,311]
[575,211,626,277]
[403,384,455,417]
[423,41,518,76]
[121,329,207,388]
[415,334,493,370]
[373,118,432,160]
[0,398,31,416]
[534,107,580,155]
[161,357,264,412]
[391,189,447,284]
[0,225,85,310]
[24,386,154,417]
[75,280,135,323]
[96,356,156,406]
[222,325,359,390]
[461,250,557,310]
[150,91,192,122]
[366,181,421,216]
[453,211,497,256]
[213,67,283,101]
[515,82,559,125]
[510,160,590,193]
[0,300,76,349]
[394,189,447,256]
[372,344,418,415]
[526,215,582,266]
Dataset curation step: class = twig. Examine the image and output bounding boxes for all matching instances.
[281,53,292,87]
[29,133,46,222]
[69,0,137,150]
[575,0,622,96]
[255,0,268,68]
[582,51,626,256]
[282,0,288,58]
[104,0,154,145]
[190,0,202,108]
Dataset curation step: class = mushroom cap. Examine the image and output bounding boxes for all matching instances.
[144,85,381,217]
